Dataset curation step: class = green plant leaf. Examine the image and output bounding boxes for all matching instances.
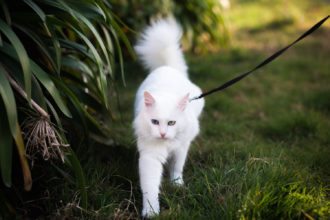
[61,70,100,98]
[30,60,72,118]
[23,0,46,22]
[59,39,93,60]
[46,17,103,73]
[107,10,136,34]
[69,85,106,114]
[51,76,107,135]
[14,124,32,191]
[108,16,135,59]
[101,25,114,76]
[61,55,93,78]
[0,19,31,104]
[49,0,105,20]
[70,27,108,108]
[49,16,109,108]
[98,1,135,59]
[109,26,126,86]
[74,10,113,78]
[0,65,18,138]
[31,74,47,111]
[0,99,13,188]
[13,24,58,72]
[45,16,61,74]
[0,0,11,25]
[0,42,71,118]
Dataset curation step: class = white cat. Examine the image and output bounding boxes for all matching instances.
[133,19,204,217]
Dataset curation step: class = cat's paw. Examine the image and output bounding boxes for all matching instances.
[171,177,184,186]
[142,203,159,218]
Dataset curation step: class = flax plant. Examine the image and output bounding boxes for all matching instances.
[0,0,134,212]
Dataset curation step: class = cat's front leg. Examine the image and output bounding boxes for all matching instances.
[139,153,163,217]
[169,142,190,186]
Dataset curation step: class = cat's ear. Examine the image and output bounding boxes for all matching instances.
[178,93,190,111]
[144,91,155,107]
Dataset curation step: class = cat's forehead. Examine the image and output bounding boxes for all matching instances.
[153,104,177,118]
[148,95,180,119]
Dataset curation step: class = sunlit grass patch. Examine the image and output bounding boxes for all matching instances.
[239,180,329,219]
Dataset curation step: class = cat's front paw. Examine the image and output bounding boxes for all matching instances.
[171,176,184,186]
[142,205,159,218]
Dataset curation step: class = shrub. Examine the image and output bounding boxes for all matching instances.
[110,0,229,53]
[0,0,133,214]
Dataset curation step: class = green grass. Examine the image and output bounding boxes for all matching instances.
[12,0,329,219]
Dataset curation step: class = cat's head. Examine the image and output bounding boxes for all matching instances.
[141,91,189,140]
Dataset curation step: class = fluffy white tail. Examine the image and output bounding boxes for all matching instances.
[134,19,187,75]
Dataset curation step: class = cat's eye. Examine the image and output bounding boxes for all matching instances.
[151,119,159,125]
[168,121,176,126]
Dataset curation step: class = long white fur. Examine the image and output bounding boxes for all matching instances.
[133,19,204,217]
[134,19,188,75]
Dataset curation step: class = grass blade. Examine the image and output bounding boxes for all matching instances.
[46,99,87,209]
[65,147,88,209]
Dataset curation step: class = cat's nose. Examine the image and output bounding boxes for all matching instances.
[160,133,166,138]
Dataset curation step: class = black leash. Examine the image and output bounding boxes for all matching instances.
[190,15,329,101]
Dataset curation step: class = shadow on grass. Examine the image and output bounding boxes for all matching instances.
[303,88,330,114]
[257,113,317,141]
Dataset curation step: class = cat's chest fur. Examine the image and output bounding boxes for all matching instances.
[138,138,182,163]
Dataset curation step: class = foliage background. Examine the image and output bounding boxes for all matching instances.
[110,0,229,53]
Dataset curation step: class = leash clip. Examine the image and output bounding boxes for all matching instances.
[189,95,201,102]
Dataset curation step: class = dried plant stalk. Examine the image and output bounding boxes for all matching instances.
[21,113,68,164]
[2,65,68,163]
[22,113,69,162]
